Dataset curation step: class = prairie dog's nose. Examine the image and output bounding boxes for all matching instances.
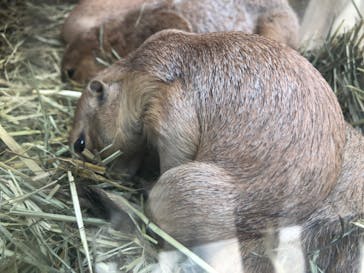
[67,68,75,79]
[73,132,86,153]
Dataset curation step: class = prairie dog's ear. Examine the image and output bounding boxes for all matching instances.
[88,79,106,99]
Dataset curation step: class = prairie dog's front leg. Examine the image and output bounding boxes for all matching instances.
[145,83,200,173]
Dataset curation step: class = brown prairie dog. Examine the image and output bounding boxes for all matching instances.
[61,0,299,83]
[69,30,364,271]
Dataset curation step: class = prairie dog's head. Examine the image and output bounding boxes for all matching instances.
[61,23,127,84]
[69,65,151,175]
[61,6,192,84]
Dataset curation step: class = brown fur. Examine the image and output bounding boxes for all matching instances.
[239,123,364,273]
[69,31,364,271]
[61,0,299,83]
[61,0,146,44]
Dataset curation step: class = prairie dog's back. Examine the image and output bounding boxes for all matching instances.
[172,0,297,34]
[172,0,254,33]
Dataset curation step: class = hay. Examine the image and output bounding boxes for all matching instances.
[0,1,363,273]
[0,2,156,272]
[303,20,364,131]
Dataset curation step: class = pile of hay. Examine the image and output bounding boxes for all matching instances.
[0,1,363,273]
[304,23,364,130]
[0,2,157,273]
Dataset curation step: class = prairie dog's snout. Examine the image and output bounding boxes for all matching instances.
[69,79,108,155]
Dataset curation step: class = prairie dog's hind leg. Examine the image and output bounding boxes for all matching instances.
[147,161,243,272]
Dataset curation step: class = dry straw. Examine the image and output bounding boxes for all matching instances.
[0,1,363,273]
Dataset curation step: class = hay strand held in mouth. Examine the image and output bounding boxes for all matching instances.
[101,150,123,165]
